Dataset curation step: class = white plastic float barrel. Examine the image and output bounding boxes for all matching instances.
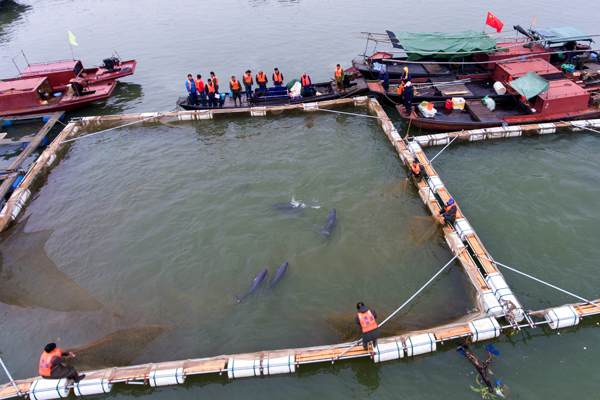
[544,306,580,329]
[413,135,429,147]
[227,358,261,379]
[251,107,267,116]
[148,368,185,387]
[73,379,112,396]
[482,290,503,317]
[390,129,402,142]
[469,317,501,342]
[569,120,588,131]
[587,119,600,128]
[537,123,556,134]
[427,176,444,193]
[0,189,31,221]
[29,379,71,400]
[454,218,474,240]
[405,333,436,357]
[263,356,295,375]
[177,113,195,121]
[46,153,57,167]
[484,127,505,139]
[493,82,506,95]
[502,125,522,137]
[429,133,450,146]
[444,232,465,254]
[467,129,486,141]
[485,273,524,322]
[407,141,423,154]
[373,341,404,363]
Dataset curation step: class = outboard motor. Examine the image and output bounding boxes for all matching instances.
[102,57,121,72]
[513,25,535,41]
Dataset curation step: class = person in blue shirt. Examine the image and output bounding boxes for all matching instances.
[186,74,198,106]
[378,67,389,91]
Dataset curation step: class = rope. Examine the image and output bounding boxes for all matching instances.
[337,248,466,359]
[311,107,389,121]
[476,255,600,310]
[61,115,160,144]
[424,130,463,167]
[582,126,600,134]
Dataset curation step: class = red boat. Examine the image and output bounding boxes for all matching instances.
[0,76,116,117]
[16,55,136,91]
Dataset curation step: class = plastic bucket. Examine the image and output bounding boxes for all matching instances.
[427,103,433,111]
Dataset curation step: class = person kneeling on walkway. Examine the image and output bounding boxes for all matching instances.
[356,302,379,351]
[439,198,457,227]
[40,343,85,383]
[406,159,424,183]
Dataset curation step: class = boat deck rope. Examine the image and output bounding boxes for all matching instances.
[311,107,390,120]
[61,115,160,144]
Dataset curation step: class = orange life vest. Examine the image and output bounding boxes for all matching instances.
[358,309,378,333]
[195,79,204,92]
[244,73,252,84]
[273,71,282,83]
[211,75,219,86]
[411,164,422,174]
[335,67,343,77]
[257,72,266,83]
[444,204,457,217]
[301,74,311,86]
[230,78,240,90]
[207,81,215,93]
[39,348,62,376]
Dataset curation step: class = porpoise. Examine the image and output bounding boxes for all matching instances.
[320,208,336,235]
[270,262,289,287]
[235,269,268,302]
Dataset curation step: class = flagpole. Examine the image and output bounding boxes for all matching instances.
[70,43,74,60]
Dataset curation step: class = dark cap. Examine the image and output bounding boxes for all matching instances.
[44,343,56,353]
[356,302,364,310]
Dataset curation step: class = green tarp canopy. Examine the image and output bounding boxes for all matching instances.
[386,30,497,60]
[531,26,593,44]
[509,71,549,100]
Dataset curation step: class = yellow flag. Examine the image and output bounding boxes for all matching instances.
[68,30,78,46]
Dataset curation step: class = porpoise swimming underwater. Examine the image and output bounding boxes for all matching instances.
[270,262,289,287]
[235,269,268,302]
[320,208,336,235]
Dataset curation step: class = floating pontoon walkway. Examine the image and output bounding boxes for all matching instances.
[1,98,599,400]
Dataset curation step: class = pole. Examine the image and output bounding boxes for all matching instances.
[0,356,22,397]
[337,248,466,359]
[70,43,75,61]
[424,130,463,167]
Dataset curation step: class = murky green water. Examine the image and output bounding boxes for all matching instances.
[1,1,600,399]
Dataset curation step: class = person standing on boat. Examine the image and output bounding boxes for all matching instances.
[230,76,243,107]
[334,64,345,93]
[301,72,313,96]
[356,302,379,352]
[403,81,414,116]
[39,343,85,383]
[438,198,457,227]
[243,70,253,101]
[378,67,390,92]
[406,159,424,183]
[256,69,268,90]
[186,74,198,106]
[206,78,217,108]
[210,72,220,94]
[273,68,284,87]
[401,67,411,86]
[195,74,206,107]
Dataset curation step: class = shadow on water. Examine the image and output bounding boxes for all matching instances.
[0,216,103,311]
[67,82,145,118]
[0,1,31,44]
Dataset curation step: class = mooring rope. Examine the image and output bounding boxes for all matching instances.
[310,107,390,121]
[424,130,464,167]
[476,255,600,310]
[337,248,466,359]
[61,115,162,144]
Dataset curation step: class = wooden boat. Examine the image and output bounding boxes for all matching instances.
[177,73,368,110]
[396,77,600,131]
[0,76,116,117]
[15,55,136,91]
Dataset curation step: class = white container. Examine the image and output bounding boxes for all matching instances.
[418,187,435,205]
[469,317,501,342]
[178,113,195,121]
[468,129,486,141]
[537,123,556,134]
[46,153,57,167]
[414,136,429,147]
[485,273,524,322]
[263,356,295,375]
[484,127,505,139]
[73,379,112,396]
[405,333,436,357]
[444,232,465,253]
[454,219,474,240]
[418,104,437,118]
[373,342,404,363]
[228,358,261,379]
[452,97,466,110]
[390,129,402,141]
[148,368,185,387]
[588,119,600,128]
[569,120,588,131]
[502,125,522,137]
[0,189,31,221]
[493,82,506,95]
[545,306,580,329]
[427,176,444,193]
[29,379,71,400]
[429,133,450,146]
[482,290,503,316]
[408,141,423,154]
[251,107,267,116]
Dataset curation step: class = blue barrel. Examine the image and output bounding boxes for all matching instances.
[10,175,24,192]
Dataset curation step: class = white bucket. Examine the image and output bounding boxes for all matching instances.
[263,356,295,375]
[228,358,261,379]
[29,379,71,400]
[373,342,404,363]
[469,317,501,342]
[405,333,436,357]
[537,123,556,134]
[493,82,506,95]
[148,368,185,387]
[545,306,580,329]
[73,379,112,396]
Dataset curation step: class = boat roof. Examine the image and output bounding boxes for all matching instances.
[0,77,46,92]
[537,79,587,100]
[497,59,560,77]
[531,26,593,43]
[21,60,81,74]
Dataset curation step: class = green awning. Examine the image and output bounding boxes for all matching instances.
[386,30,497,60]
[531,26,593,44]
[509,71,549,100]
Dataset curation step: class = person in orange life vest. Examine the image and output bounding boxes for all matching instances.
[185,74,198,106]
[243,70,253,100]
[334,64,345,92]
[230,76,242,107]
[355,302,379,351]
[301,72,314,97]
[210,71,220,94]
[406,159,425,183]
[256,69,268,90]
[205,78,217,108]
[195,74,206,106]
[272,68,284,87]
[439,198,457,227]
[39,343,85,382]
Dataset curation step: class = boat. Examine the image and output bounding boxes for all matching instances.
[396,73,600,131]
[14,53,136,91]
[177,70,368,110]
[0,76,116,117]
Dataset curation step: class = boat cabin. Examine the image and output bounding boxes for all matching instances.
[530,26,594,67]
[534,79,590,115]
[473,41,550,70]
[494,59,563,82]
[20,60,83,88]
[0,77,59,111]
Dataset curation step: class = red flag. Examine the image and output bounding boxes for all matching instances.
[486,12,504,33]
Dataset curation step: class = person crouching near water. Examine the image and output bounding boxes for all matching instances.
[356,302,379,351]
[438,198,457,228]
[39,343,85,383]
[406,159,425,183]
